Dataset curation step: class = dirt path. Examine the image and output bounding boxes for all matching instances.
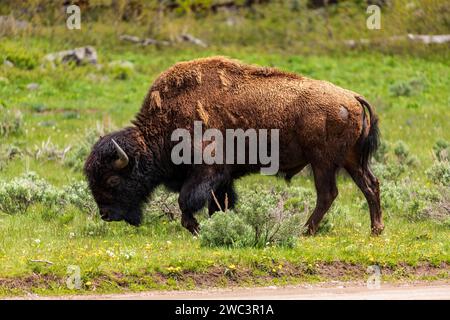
[10,281,450,300]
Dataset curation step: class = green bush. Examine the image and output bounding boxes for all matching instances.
[373,162,406,181]
[433,139,449,162]
[0,172,97,216]
[62,181,97,215]
[201,186,309,248]
[200,211,253,248]
[0,172,62,214]
[380,179,440,222]
[237,188,305,248]
[425,140,450,187]
[393,140,418,166]
[373,140,390,163]
[389,78,426,97]
[426,161,450,187]
[107,61,135,80]
[145,187,181,222]
[372,140,418,181]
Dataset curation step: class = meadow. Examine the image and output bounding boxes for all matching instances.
[0,0,449,296]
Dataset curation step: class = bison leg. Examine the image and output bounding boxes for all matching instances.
[178,171,225,234]
[181,213,200,236]
[208,183,237,216]
[345,163,384,235]
[304,165,339,235]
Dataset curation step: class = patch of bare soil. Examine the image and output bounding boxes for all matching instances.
[1,261,448,295]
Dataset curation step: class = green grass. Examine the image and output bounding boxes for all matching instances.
[1,26,449,296]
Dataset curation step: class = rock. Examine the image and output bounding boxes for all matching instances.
[407,34,450,44]
[119,34,171,47]
[179,33,207,47]
[119,34,141,43]
[26,83,40,91]
[345,34,450,47]
[43,46,98,66]
[3,59,14,68]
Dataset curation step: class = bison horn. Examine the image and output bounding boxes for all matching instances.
[111,139,129,169]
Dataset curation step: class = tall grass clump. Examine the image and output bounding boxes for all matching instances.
[0,104,23,137]
[0,41,39,70]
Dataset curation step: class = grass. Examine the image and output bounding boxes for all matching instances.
[0,15,449,296]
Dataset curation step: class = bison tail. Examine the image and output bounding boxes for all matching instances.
[356,96,380,170]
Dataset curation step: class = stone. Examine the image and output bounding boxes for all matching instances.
[43,46,98,66]
[26,83,40,91]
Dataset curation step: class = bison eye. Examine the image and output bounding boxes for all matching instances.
[106,175,121,187]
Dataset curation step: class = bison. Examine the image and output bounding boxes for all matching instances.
[84,56,383,235]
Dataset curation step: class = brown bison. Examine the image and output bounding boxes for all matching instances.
[84,56,383,235]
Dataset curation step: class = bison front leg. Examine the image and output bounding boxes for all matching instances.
[305,165,339,235]
[178,170,225,235]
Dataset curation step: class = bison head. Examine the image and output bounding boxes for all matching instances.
[84,128,155,226]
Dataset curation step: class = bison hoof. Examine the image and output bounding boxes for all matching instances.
[181,217,200,235]
[371,224,384,236]
[303,225,317,236]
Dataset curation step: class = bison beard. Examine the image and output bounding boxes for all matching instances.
[84,56,384,236]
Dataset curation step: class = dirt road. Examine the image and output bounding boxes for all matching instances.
[11,281,450,300]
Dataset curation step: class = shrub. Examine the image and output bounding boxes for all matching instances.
[0,172,62,214]
[201,186,310,248]
[107,61,135,80]
[421,188,450,223]
[237,188,305,247]
[426,161,450,187]
[0,173,97,216]
[0,105,23,137]
[372,162,406,181]
[373,140,390,164]
[380,179,440,222]
[372,140,418,181]
[425,140,450,187]
[145,187,181,222]
[432,139,449,162]
[389,77,426,97]
[62,181,97,215]
[393,140,418,166]
[200,211,253,248]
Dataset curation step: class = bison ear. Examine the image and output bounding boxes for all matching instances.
[111,139,129,169]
